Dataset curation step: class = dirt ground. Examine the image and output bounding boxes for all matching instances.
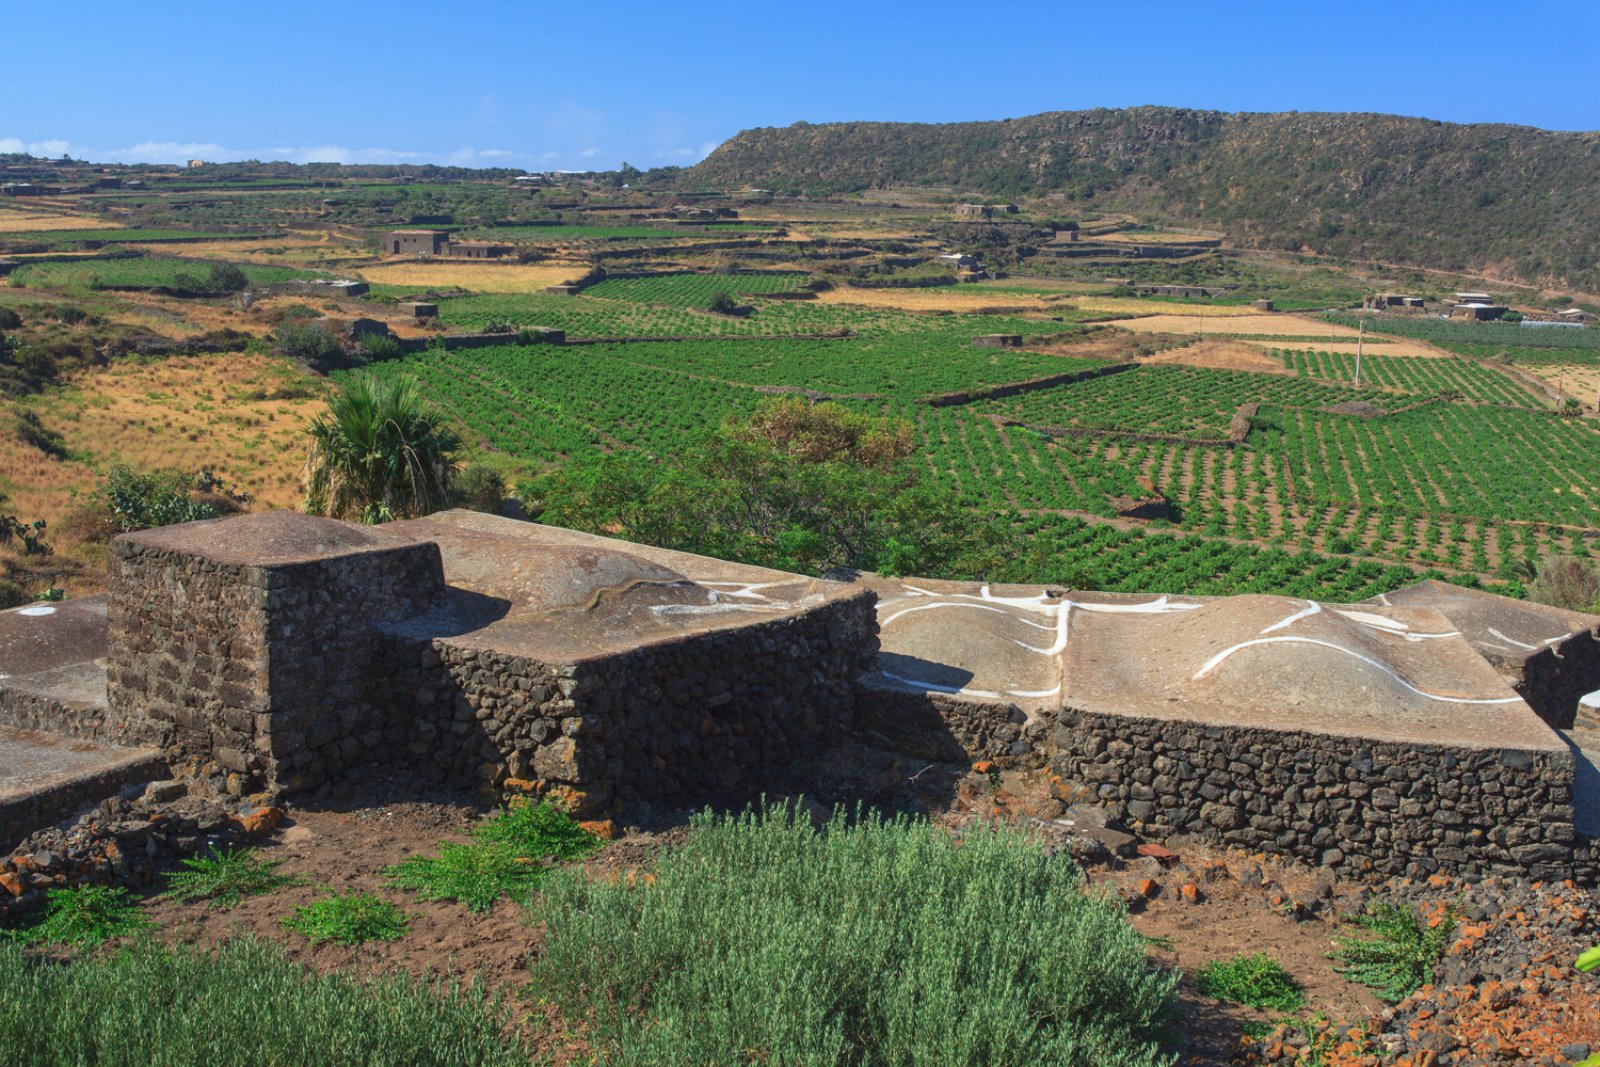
[0,209,120,233]
[116,760,1398,1067]
[816,286,1055,313]
[1141,338,1294,375]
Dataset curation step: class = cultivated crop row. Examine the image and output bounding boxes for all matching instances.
[971,365,1373,439]
[1276,348,1546,407]
[11,257,321,290]
[583,272,812,307]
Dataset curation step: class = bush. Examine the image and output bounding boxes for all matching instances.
[94,465,219,532]
[358,332,402,360]
[1332,900,1458,1003]
[0,307,20,329]
[1527,555,1600,613]
[1195,952,1306,1012]
[272,322,342,362]
[173,263,249,296]
[0,938,530,1066]
[453,464,506,512]
[531,803,1177,1067]
[707,291,739,314]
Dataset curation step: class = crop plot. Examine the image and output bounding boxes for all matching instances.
[1278,349,1548,407]
[583,271,813,306]
[971,365,1375,439]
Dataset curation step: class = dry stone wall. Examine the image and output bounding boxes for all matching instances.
[365,596,878,815]
[105,535,446,795]
[1048,709,1586,882]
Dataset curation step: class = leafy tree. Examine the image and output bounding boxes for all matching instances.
[303,374,462,524]
[525,398,999,577]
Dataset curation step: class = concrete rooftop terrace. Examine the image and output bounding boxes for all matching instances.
[117,509,863,663]
[854,575,1575,754]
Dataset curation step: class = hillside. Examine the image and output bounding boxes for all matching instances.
[690,107,1600,291]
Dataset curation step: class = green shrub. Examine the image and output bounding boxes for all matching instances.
[0,938,530,1066]
[453,463,506,512]
[530,803,1177,1067]
[1332,900,1457,1003]
[2,886,153,948]
[358,331,402,360]
[273,322,342,362]
[1195,952,1306,1012]
[1527,555,1600,613]
[0,307,20,329]
[281,891,409,945]
[95,465,219,531]
[387,801,599,913]
[162,848,298,909]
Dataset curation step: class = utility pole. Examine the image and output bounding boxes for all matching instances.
[1355,320,1364,389]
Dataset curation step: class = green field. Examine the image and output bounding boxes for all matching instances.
[10,256,324,291]
[584,271,812,306]
[1277,348,1548,406]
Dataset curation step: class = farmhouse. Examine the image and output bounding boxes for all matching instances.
[1559,308,1591,324]
[955,204,993,219]
[388,229,450,256]
[0,183,43,197]
[1139,284,1226,299]
[444,240,513,260]
[401,301,439,319]
[1450,302,1508,321]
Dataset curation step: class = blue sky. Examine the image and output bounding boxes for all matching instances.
[7,1,1599,170]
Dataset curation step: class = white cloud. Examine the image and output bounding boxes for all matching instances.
[479,148,513,159]
[541,150,562,160]
[580,147,601,158]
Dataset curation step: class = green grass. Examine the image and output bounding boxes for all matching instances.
[161,848,299,909]
[530,803,1178,1067]
[280,891,409,945]
[1331,900,1458,1003]
[386,801,601,913]
[0,938,530,1066]
[1,886,154,949]
[1195,952,1307,1012]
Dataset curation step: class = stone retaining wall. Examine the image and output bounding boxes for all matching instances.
[368,594,878,815]
[105,534,446,794]
[1048,708,1585,882]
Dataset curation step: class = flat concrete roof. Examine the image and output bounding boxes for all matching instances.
[118,511,422,567]
[1064,594,1560,750]
[385,511,867,662]
[0,726,161,806]
[854,575,1562,752]
[0,596,107,684]
[1368,580,1600,664]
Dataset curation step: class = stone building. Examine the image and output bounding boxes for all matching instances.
[387,229,450,256]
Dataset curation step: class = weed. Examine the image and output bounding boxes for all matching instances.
[280,891,408,945]
[3,886,154,948]
[1196,952,1307,1012]
[387,843,542,914]
[386,801,600,913]
[531,802,1177,1067]
[1331,899,1457,1003]
[162,847,298,909]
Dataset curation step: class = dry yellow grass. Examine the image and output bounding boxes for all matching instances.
[1067,297,1258,318]
[0,209,121,233]
[1093,231,1219,245]
[1256,339,1448,359]
[0,353,326,531]
[816,286,1055,313]
[1141,339,1293,375]
[357,261,588,293]
[123,234,370,267]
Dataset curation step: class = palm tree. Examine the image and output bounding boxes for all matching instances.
[302,374,462,523]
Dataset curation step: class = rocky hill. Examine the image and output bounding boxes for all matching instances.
[690,107,1600,291]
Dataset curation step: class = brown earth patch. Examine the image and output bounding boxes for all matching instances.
[1143,338,1293,375]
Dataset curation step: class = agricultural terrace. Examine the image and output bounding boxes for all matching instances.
[9,256,326,291]
[582,271,813,306]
